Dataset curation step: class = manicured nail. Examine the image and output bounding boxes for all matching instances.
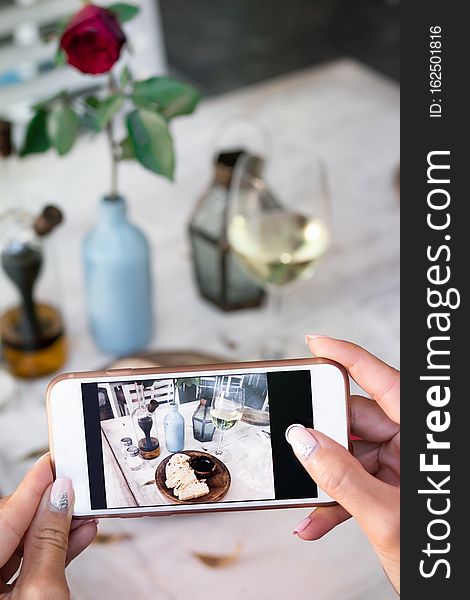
[293,516,311,535]
[50,477,73,512]
[70,518,97,531]
[305,334,328,344]
[285,424,318,460]
[84,518,99,527]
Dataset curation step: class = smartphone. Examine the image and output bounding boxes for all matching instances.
[46,357,350,518]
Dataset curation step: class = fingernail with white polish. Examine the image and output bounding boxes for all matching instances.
[285,424,318,460]
[50,477,73,512]
[293,516,311,535]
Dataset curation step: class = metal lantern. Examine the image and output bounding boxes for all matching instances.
[188,150,265,310]
[192,398,216,443]
[191,380,216,443]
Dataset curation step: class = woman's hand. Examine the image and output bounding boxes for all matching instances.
[286,336,400,593]
[0,454,97,599]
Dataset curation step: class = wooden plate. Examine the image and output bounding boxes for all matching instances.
[241,407,270,426]
[105,350,227,370]
[155,451,231,504]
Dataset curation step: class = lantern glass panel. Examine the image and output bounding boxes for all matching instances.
[190,234,222,301]
[188,150,265,310]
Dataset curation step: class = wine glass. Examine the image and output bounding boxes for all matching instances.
[210,382,245,461]
[227,152,330,358]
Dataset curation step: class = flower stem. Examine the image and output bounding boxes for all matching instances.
[107,121,118,198]
[107,73,119,199]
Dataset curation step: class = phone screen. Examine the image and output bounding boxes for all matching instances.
[81,368,317,510]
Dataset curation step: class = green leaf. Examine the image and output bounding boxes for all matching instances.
[108,3,140,23]
[56,14,72,38]
[55,48,67,67]
[95,94,125,129]
[119,135,135,160]
[81,112,101,133]
[120,65,132,87]
[20,109,50,156]
[81,96,101,131]
[126,109,174,179]
[84,96,101,109]
[47,103,79,156]
[131,77,201,119]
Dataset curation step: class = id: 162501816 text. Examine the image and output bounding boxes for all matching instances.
[429,25,443,118]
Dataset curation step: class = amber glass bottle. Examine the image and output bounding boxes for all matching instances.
[0,122,67,378]
[0,209,68,378]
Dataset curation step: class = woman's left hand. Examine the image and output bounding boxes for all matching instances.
[0,453,97,597]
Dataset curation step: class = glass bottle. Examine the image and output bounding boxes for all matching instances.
[83,195,152,355]
[163,402,185,453]
[0,206,67,378]
[131,383,160,460]
[120,437,133,458]
[126,445,143,471]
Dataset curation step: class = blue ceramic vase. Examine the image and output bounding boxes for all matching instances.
[163,403,185,453]
[83,196,153,355]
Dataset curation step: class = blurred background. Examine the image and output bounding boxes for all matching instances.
[0,0,399,117]
[0,1,399,599]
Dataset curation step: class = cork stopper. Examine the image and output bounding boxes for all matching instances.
[147,399,158,413]
[33,205,64,237]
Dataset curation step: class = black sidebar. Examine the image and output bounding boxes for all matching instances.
[81,383,107,510]
[267,370,317,500]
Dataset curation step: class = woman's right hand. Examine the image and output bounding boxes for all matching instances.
[286,336,400,593]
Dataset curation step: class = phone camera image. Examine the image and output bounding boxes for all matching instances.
[81,369,318,511]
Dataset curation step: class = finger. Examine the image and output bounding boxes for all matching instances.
[70,518,97,533]
[293,505,351,541]
[351,439,381,474]
[66,521,98,566]
[375,432,401,486]
[18,477,73,593]
[286,424,397,540]
[0,454,53,567]
[352,439,401,486]
[306,336,400,423]
[350,395,400,442]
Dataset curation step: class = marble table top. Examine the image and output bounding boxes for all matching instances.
[0,59,399,599]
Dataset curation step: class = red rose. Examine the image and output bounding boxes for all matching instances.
[60,5,126,75]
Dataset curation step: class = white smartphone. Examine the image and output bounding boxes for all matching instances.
[46,357,350,518]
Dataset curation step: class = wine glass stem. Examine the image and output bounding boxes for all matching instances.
[262,292,284,359]
[216,432,224,455]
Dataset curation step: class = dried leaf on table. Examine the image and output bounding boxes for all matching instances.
[191,543,243,568]
[21,447,49,461]
[141,479,156,487]
[93,533,133,545]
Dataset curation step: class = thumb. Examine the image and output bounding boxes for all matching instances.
[285,425,396,538]
[17,477,73,598]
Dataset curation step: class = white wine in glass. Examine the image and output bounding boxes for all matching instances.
[228,154,330,356]
[228,211,329,289]
[210,384,245,460]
